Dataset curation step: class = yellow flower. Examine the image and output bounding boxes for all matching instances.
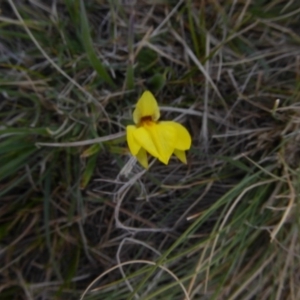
[126,91,191,168]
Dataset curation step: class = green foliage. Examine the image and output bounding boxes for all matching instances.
[79,0,115,87]
[1,0,300,299]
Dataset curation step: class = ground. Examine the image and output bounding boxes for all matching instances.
[1,0,300,299]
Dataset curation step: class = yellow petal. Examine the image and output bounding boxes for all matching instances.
[173,149,187,164]
[133,91,160,124]
[133,126,159,158]
[145,122,177,164]
[160,121,191,150]
[126,125,141,155]
[136,148,148,168]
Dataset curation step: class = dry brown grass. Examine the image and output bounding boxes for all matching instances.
[1,0,300,299]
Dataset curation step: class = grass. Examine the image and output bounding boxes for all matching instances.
[1,0,300,299]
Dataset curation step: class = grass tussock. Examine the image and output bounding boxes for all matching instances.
[1,0,300,299]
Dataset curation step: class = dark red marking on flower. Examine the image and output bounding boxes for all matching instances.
[141,116,153,122]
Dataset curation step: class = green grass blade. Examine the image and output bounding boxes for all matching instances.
[79,0,115,87]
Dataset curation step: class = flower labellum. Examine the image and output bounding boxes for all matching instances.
[126,91,191,168]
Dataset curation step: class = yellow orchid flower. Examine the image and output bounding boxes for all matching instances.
[126,91,191,168]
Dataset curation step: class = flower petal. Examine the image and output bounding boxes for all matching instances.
[145,122,177,164]
[126,125,141,155]
[161,121,191,150]
[133,91,160,124]
[136,148,148,169]
[173,149,187,164]
[133,127,159,158]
